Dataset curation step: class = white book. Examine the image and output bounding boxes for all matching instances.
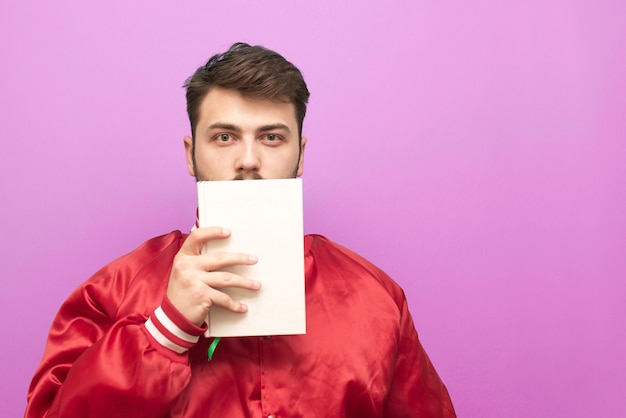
[197,178,306,337]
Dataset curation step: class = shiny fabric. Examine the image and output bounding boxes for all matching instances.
[26,232,456,417]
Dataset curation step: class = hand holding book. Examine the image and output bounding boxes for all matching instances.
[166,226,262,327]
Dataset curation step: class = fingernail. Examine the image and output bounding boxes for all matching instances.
[253,280,262,289]
[248,255,258,263]
[222,228,231,235]
[240,303,248,312]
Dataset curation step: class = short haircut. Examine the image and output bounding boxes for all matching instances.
[183,42,310,140]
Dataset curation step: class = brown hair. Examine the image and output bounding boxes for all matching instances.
[183,42,310,141]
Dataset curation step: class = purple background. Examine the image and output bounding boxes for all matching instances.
[2,1,625,417]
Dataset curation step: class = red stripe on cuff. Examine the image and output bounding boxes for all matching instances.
[150,312,196,349]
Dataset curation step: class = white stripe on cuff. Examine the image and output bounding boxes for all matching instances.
[154,306,200,344]
[145,317,187,354]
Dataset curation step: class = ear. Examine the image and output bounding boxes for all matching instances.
[184,136,195,177]
[296,136,307,177]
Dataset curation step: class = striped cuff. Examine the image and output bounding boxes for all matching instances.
[144,297,206,354]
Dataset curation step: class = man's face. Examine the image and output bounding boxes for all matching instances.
[185,87,306,181]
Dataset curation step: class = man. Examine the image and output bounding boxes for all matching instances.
[26,43,455,417]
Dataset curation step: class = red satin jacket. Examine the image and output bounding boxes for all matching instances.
[26,232,455,417]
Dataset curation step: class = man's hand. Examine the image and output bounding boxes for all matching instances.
[166,227,261,326]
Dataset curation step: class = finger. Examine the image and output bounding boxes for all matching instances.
[200,251,258,271]
[200,271,262,291]
[206,287,250,313]
[180,227,231,255]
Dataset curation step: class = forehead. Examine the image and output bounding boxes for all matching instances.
[198,87,298,130]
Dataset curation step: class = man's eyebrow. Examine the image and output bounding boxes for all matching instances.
[257,123,291,133]
[207,123,242,132]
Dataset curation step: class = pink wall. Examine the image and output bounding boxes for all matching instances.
[2,1,625,416]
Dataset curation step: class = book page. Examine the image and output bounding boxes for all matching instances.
[197,178,306,337]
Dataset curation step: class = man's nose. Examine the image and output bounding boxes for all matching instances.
[235,140,261,175]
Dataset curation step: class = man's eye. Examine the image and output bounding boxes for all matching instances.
[266,134,277,141]
[218,134,230,142]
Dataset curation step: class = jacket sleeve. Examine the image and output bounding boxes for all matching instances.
[25,249,204,418]
[383,296,457,418]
